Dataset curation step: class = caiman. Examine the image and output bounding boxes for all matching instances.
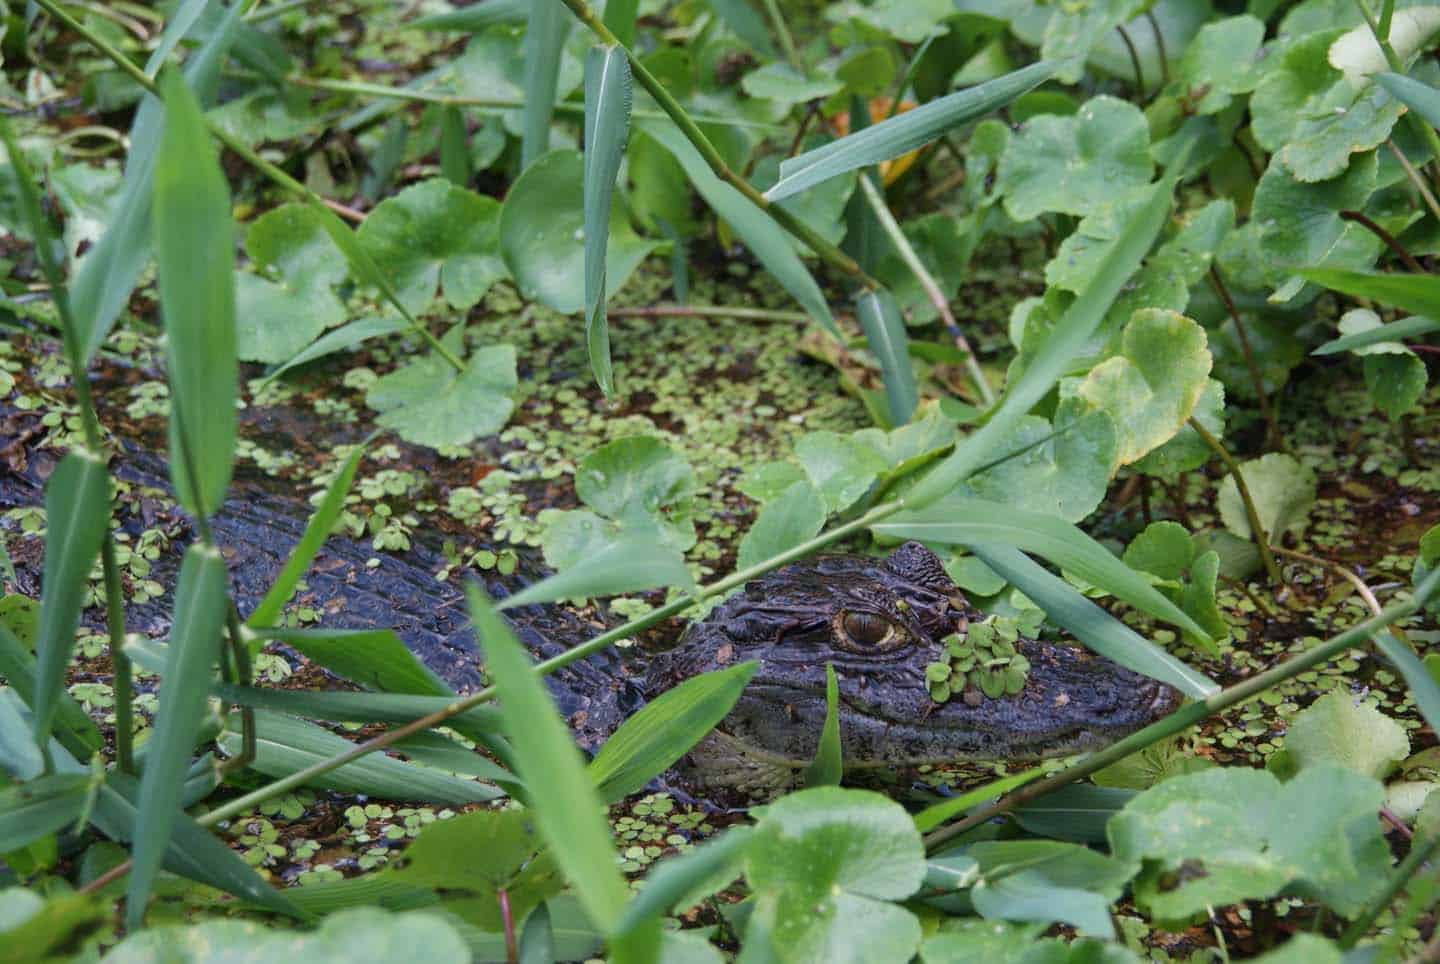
[0,395,1178,796]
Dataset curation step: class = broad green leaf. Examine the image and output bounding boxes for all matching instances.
[499,150,656,314]
[855,287,918,427]
[971,545,1218,693]
[743,788,925,963]
[708,0,778,57]
[356,179,506,314]
[876,498,1212,643]
[235,203,347,363]
[1216,453,1318,542]
[216,710,500,804]
[804,664,843,788]
[264,314,411,383]
[1064,309,1212,465]
[794,431,888,514]
[1365,352,1428,419]
[767,62,1058,202]
[500,533,696,610]
[920,920,1123,964]
[1332,11,1440,82]
[996,95,1153,220]
[103,908,469,964]
[1121,521,1193,582]
[520,904,555,964]
[1281,79,1403,183]
[1175,15,1266,114]
[246,440,370,629]
[153,71,237,520]
[1251,30,1348,153]
[1091,736,1213,792]
[828,0,955,44]
[589,661,757,801]
[966,840,1134,938]
[412,0,528,31]
[366,345,518,448]
[573,435,696,547]
[737,480,827,570]
[583,45,633,397]
[613,827,754,938]
[1284,691,1409,780]
[1133,378,1225,479]
[640,120,839,339]
[1108,765,1390,920]
[252,628,452,696]
[1040,0,1143,82]
[960,411,1117,523]
[0,626,101,761]
[904,174,1174,509]
[464,587,647,947]
[0,890,104,962]
[1379,70,1440,127]
[740,64,843,108]
[31,450,108,753]
[127,545,230,929]
[522,0,570,168]
[1312,313,1440,354]
[1252,151,1377,302]
[0,773,89,853]
[1014,783,1141,844]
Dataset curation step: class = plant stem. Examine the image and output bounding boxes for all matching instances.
[100,539,136,774]
[1115,24,1145,97]
[1354,1,1440,188]
[1339,833,1440,948]
[1145,9,1170,85]
[609,304,810,323]
[224,605,256,769]
[923,565,1440,851]
[1386,140,1440,224]
[1339,209,1425,273]
[857,174,995,406]
[553,0,879,293]
[1187,417,1284,587]
[759,0,801,74]
[1207,266,1284,451]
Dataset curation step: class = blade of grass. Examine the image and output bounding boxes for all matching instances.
[582,44,633,397]
[211,683,501,735]
[0,625,102,759]
[126,545,229,929]
[803,663,843,787]
[152,69,237,520]
[1312,315,1440,355]
[1298,267,1440,319]
[497,534,694,610]
[411,0,528,31]
[612,826,754,939]
[0,773,90,853]
[913,766,1048,834]
[522,0,570,168]
[855,286,919,426]
[246,627,454,697]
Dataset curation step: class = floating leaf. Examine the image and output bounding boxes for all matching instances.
[366,345,517,448]
[1216,453,1318,542]
[234,203,346,363]
[356,179,506,314]
[582,45,633,397]
[1284,691,1410,781]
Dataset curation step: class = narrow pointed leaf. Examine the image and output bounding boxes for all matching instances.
[602,0,640,46]
[245,439,371,629]
[1378,71,1440,128]
[1298,267,1440,320]
[412,0,528,31]
[589,661,757,802]
[1312,315,1440,355]
[971,544,1219,694]
[127,545,229,929]
[803,663,843,787]
[0,625,101,759]
[153,70,236,519]
[498,534,694,611]
[211,684,500,733]
[874,497,1212,643]
[0,773,90,853]
[248,627,453,697]
[31,450,109,753]
[904,175,1174,509]
[439,106,472,186]
[914,766,1047,833]
[583,45,633,397]
[766,61,1058,202]
[856,287,918,426]
[522,0,570,168]
[1373,630,1440,737]
[613,826,754,938]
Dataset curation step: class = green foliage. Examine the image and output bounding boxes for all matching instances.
[365,345,518,448]
[1217,453,1318,542]
[235,203,347,363]
[925,616,1032,703]
[1282,691,1410,781]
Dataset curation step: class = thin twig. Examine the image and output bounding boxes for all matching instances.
[1208,266,1284,451]
[1387,140,1440,224]
[1339,209,1425,273]
[1187,417,1284,587]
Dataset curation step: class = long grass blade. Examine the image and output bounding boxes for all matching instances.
[125,546,229,927]
[411,0,528,32]
[1373,631,1440,737]
[0,773,90,853]
[249,627,454,697]
[855,287,918,427]
[152,70,237,519]
[1298,267,1440,320]
[803,663,843,787]
[30,450,109,756]
[766,61,1059,202]
[498,534,693,610]
[582,44,633,397]
[1378,71,1440,128]
[612,826,754,939]
[1312,315,1440,355]
[0,625,101,759]
[522,0,570,168]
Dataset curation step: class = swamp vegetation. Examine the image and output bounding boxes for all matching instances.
[2,0,1440,961]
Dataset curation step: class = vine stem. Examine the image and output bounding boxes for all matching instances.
[553,0,880,294]
[1115,24,1145,97]
[29,0,466,375]
[758,0,801,74]
[857,174,995,406]
[922,565,1440,851]
[1339,209,1425,273]
[1187,417,1284,587]
[1207,266,1284,452]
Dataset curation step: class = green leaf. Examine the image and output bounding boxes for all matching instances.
[583,45,633,397]
[575,435,696,539]
[234,203,347,363]
[127,544,230,929]
[794,431,889,515]
[971,545,1218,693]
[1373,630,1440,741]
[1040,0,1142,82]
[997,95,1153,220]
[639,120,839,340]
[1312,312,1440,354]
[0,890,105,962]
[263,314,412,384]
[804,664,843,788]
[500,534,696,610]
[103,908,470,964]
[246,440,369,629]
[1122,521,1193,583]
[737,480,827,570]
[252,628,452,696]
[904,174,1175,509]
[966,840,1134,938]
[767,61,1058,202]
[855,287,918,427]
[1133,379,1225,479]
[522,0,570,168]
[1091,736,1213,792]
[1252,151,1377,302]
[708,0,778,57]
[876,498,1212,644]
[1175,15,1266,115]
[960,411,1117,523]
[1333,12,1440,82]
[1251,30,1347,154]
[212,685,501,740]
[356,179,506,314]
[740,64,843,108]
[412,0,528,31]
[1284,691,1409,781]
[1216,453,1318,542]
[500,150,656,314]
[589,661,757,802]
[153,70,237,520]
[913,766,1047,834]
[1379,70,1440,127]
[31,450,109,754]
[1364,352,1428,419]
[366,345,518,448]
[743,787,925,963]
[0,626,101,762]
[464,587,648,948]
[1279,79,1403,183]
[613,827,754,938]
[1108,765,1390,921]
[0,773,89,853]
[1062,309,1212,465]
[439,106,471,187]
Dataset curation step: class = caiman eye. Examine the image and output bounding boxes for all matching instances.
[837,611,904,652]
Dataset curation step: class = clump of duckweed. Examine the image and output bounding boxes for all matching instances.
[925,614,1036,703]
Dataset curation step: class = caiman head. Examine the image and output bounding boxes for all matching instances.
[647,542,1179,790]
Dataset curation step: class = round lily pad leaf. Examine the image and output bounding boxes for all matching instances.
[1284,691,1410,781]
[365,345,517,448]
[234,203,347,363]
[961,410,1117,523]
[499,150,657,314]
[356,178,506,314]
[1175,15,1266,115]
[1216,452,1318,542]
[575,435,696,543]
